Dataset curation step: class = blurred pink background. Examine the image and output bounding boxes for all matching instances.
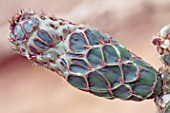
[1,0,170,113]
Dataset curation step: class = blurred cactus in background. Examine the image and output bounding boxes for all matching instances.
[8,10,170,113]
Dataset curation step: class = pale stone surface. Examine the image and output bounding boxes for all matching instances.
[1,0,170,113]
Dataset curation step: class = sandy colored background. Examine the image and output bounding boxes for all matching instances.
[1,0,170,113]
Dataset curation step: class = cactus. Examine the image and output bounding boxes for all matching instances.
[8,10,170,112]
[152,24,170,113]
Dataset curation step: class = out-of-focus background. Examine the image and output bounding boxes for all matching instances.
[0,0,170,113]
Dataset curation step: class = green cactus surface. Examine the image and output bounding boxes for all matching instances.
[9,10,163,101]
[163,54,170,65]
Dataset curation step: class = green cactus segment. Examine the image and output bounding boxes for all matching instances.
[9,11,163,101]
[132,70,156,98]
[67,28,162,100]
[37,30,52,45]
[14,24,25,39]
[34,39,49,49]
[163,53,170,65]
[85,29,109,45]
[88,71,108,91]
[70,64,88,74]
[103,45,119,63]
[87,48,102,66]
[123,63,138,82]
[148,74,163,99]
[112,85,131,99]
[23,21,33,33]
[159,71,170,94]
[114,44,132,61]
[71,59,88,67]
[69,33,88,52]
[67,75,87,89]
[96,66,121,88]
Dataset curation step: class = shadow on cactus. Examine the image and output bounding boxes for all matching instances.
[8,10,170,113]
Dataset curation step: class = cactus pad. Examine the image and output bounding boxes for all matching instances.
[9,10,163,101]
